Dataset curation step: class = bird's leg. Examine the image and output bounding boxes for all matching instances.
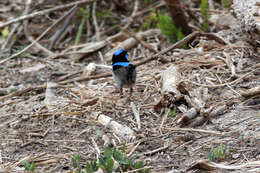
[129,87,133,97]
[119,85,123,97]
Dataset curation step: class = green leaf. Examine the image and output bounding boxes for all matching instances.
[133,161,144,169]
[129,153,138,166]
[86,162,92,173]
[121,144,126,153]
[107,157,114,173]
[22,160,31,171]
[74,14,87,46]
[167,107,177,118]
[72,154,81,168]
[98,157,105,167]
[157,13,181,43]
[30,162,35,171]
[104,147,113,159]
[113,149,128,164]
[200,0,210,31]
[22,160,36,171]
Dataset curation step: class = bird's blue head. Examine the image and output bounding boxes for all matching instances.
[112,49,130,67]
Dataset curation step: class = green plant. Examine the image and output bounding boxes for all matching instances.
[168,107,177,118]
[22,160,36,172]
[84,146,149,173]
[207,144,230,161]
[86,161,98,173]
[200,0,210,31]
[112,147,148,172]
[157,13,184,43]
[97,147,114,173]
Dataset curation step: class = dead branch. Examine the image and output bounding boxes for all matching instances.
[0,5,78,65]
[240,86,260,98]
[122,28,158,53]
[104,29,161,61]
[49,6,79,49]
[0,0,94,29]
[23,0,54,56]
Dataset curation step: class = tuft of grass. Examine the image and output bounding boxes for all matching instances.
[207,144,230,162]
[22,160,36,172]
[157,13,184,43]
[200,0,210,31]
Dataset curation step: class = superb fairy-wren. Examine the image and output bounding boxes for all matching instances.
[112,49,136,94]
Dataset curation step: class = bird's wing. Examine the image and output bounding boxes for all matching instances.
[113,66,130,83]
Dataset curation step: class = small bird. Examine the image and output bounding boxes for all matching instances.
[112,49,136,95]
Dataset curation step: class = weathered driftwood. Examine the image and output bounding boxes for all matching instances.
[177,107,198,125]
[188,159,260,172]
[233,0,260,45]
[161,65,182,100]
[156,65,183,112]
[177,87,206,126]
[240,86,260,98]
[44,82,68,111]
[97,114,135,141]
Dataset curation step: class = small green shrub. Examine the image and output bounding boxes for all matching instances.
[207,144,230,161]
[73,146,149,173]
[22,160,36,172]
[200,0,210,31]
[157,13,184,43]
